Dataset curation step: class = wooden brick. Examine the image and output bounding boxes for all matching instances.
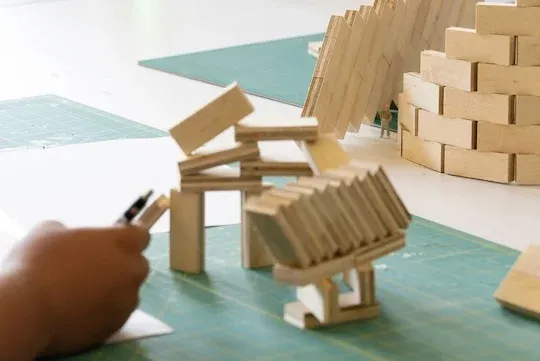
[476,2,540,36]
[417,109,476,149]
[402,72,443,114]
[169,82,254,155]
[477,122,540,156]
[515,154,540,184]
[169,189,205,273]
[420,50,477,91]
[398,93,418,134]
[477,63,540,97]
[401,129,444,172]
[241,190,274,268]
[515,95,540,125]
[443,87,513,125]
[445,27,515,66]
[444,146,513,183]
[516,0,540,7]
[516,36,540,66]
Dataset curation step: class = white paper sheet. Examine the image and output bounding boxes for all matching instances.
[0,137,241,235]
[107,309,173,344]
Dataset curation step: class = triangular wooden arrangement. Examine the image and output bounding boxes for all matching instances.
[399,1,540,185]
[167,82,322,272]
[245,161,411,329]
[494,244,540,319]
[301,0,479,139]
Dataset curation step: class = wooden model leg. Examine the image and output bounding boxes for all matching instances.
[283,267,380,329]
[241,190,274,268]
[169,189,205,273]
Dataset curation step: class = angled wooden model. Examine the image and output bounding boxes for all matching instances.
[245,162,411,329]
[399,1,540,185]
[167,83,323,272]
[302,0,479,138]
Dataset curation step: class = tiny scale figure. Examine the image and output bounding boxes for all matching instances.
[379,104,392,139]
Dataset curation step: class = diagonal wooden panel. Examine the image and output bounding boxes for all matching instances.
[302,0,479,139]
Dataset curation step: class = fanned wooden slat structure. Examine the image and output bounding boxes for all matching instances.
[301,0,480,139]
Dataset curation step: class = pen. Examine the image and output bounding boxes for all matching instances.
[116,189,154,224]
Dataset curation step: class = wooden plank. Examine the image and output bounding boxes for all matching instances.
[443,87,513,125]
[241,190,274,269]
[178,142,259,175]
[477,122,540,156]
[169,189,205,273]
[515,154,540,184]
[420,50,477,91]
[445,27,515,66]
[516,36,540,66]
[398,93,419,134]
[516,0,540,6]
[234,117,319,142]
[401,129,444,172]
[476,2,540,36]
[416,110,476,149]
[477,63,540,97]
[515,95,540,125]
[444,146,513,183]
[300,134,350,175]
[402,72,443,114]
[169,82,254,154]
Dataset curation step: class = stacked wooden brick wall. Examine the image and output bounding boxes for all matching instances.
[301,0,479,139]
[399,1,540,185]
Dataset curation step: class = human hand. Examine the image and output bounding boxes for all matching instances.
[1,220,150,357]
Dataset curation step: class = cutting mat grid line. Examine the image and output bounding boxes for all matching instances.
[64,214,540,361]
[0,94,166,150]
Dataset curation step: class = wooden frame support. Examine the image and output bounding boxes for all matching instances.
[284,263,380,329]
[241,190,274,269]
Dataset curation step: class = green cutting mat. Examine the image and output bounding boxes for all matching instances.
[139,34,398,131]
[0,94,166,150]
[65,216,538,361]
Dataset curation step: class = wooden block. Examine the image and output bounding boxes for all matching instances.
[169,189,204,273]
[348,64,376,131]
[282,183,341,256]
[477,122,540,156]
[341,164,400,236]
[445,27,515,66]
[382,0,407,62]
[181,167,265,191]
[364,58,390,124]
[169,83,254,154]
[420,50,477,91]
[401,129,444,172]
[241,190,274,269]
[244,199,306,268]
[371,165,412,230]
[402,72,443,114]
[421,0,443,42]
[297,177,364,251]
[515,154,540,184]
[398,93,418,135]
[368,1,393,68]
[476,2,540,36]
[268,188,335,259]
[300,134,350,175]
[443,87,513,125]
[178,142,259,175]
[477,63,540,97]
[137,194,170,230]
[240,158,313,177]
[515,95,540,125]
[516,36,540,66]
[444,146,513,183]
[234,117,319,142]
[516,0,540,6]
[494,244,540,320]
[258,193,321,264]
[417,109,476,149]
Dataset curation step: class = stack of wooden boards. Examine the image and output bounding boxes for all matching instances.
[245,162,411,329]
[399,1,540,185]
[167,82,329,272]
[301,0,479,138]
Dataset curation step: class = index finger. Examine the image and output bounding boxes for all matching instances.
[113,224,151,253]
